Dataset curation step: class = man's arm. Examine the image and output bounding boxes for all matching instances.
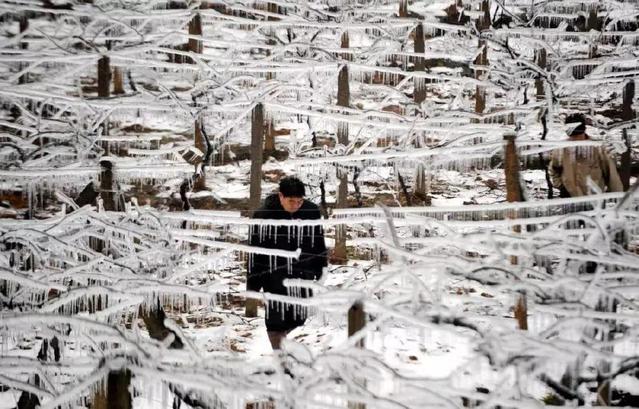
[548,150,564,191]
[304,207,328,273]
[247,210,267,292]
[601,149,624,192]
[314,211,328,268]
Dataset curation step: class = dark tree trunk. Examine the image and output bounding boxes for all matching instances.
[504,132,527,327]
[474,1,490,118]
[348,301,365,347]
[446,0,466,25]
[334,32,350,264]
[414,164,429,203]
[92,370,132,409]
[503,133,522,202]
[100,159,115,211]
[398,0,408,17]
[188,12,203,61]
[246,104,261,317]
[347,301,366,408]
[18,13,29,84]
[113,67,125,95]
[97,55,111,98]
[248,103,264,212]
[474,41,487,117]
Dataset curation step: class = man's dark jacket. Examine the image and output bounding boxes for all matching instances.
[248,194,328,332]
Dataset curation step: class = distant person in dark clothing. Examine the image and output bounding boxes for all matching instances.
[549,113,623,198]
[248,177,328,350]
[548,114,624,273]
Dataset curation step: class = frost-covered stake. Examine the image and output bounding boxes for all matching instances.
[18,12,28,84]
[112,67,124,95]
[348,301,365,348]
[334,31,351,264]
[100,159,116,212]
[446,0,466,25]
[188,12,203,56]
[98,48,111,99]
[503,130,527,330]
[249,103,265,212]
[93,370,132,409]
[503,131,522,204]
[348,301,366,409]
[398,0,408,18]
[534,48,547,99]
[474,1,490,118]
[247,103,265,317]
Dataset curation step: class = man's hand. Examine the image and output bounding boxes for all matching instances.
[551,164,563,175]
[604,139,627,156]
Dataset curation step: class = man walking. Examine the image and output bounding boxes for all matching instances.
[548,114,625,274]
[549,114,623,198]
[247,176,328,350]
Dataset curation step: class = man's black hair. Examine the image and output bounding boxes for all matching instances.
[279,176,305,197]
[565,113,587,136]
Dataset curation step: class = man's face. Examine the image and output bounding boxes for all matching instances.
[569,132,587,141]
[279,193,304,214]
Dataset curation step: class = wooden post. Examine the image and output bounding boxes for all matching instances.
[413,23,426,105]
[514,293,528,330]
[348,301,366,409]
[246,104,264,317]
[398,0,408,17]
[334,32,350,264]
[112,67,125,95]
[87,158,132,409]
[414,163,428,203]
[92,370,132,409]
[245,297,258,318]
[594,295,616,406]
[534,48,546,99]
[100,159,116,211]
[596,380,610,406]
[474,1,490,119]
[97,52,111,98]
[188,12,203,58]
[249,103,264,212]
[348,301,365,347]
[18,13,29,84]
[261,4,280,155]
[621,80,635,191]
[503,132,522,203]
[446,0,465,25]
[503,131,528,330]
[479,0,490,32]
